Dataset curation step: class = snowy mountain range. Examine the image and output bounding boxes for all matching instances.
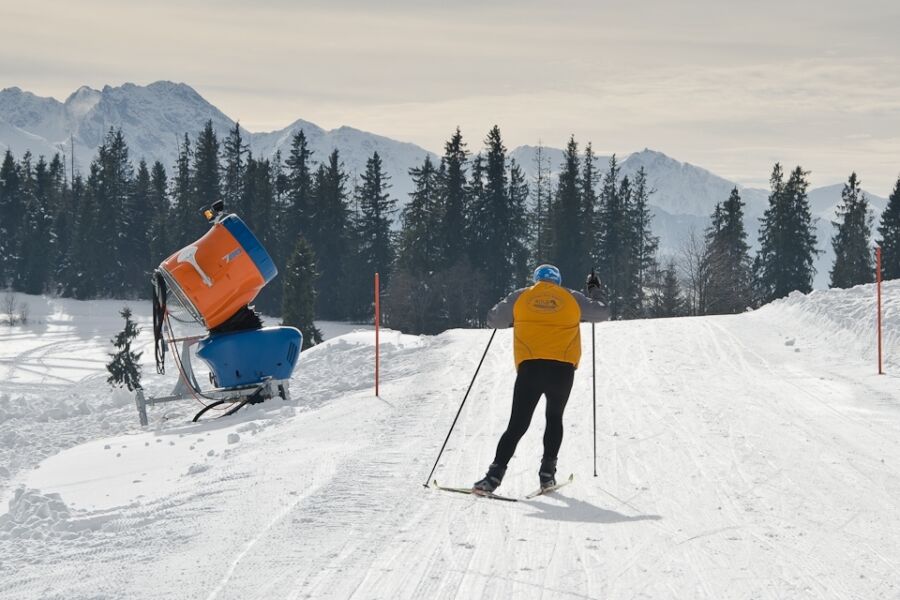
[0,81,888,286]
[0,82,436,202]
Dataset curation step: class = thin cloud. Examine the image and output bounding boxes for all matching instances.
[1,0,898,193]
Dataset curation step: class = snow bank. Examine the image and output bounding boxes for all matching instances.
[755,279,900,369]
[0,487,122,541]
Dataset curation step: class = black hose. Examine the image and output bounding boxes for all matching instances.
[152,271,168,374]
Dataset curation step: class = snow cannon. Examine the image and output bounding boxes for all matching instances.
[137,201,304,425]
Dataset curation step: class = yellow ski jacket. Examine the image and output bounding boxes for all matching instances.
[486,281,609,369]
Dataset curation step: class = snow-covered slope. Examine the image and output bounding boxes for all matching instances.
[2,284,900,599]
[0,87,70,143]
[0,117,62,161]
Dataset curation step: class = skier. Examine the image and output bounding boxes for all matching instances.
[473,264,608,494]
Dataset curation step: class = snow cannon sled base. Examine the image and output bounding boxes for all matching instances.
[138,206,306,425]
[135,327,301,425]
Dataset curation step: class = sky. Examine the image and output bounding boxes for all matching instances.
[2,0,899,194]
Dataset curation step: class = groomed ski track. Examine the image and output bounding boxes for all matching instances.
[2,286,900,599]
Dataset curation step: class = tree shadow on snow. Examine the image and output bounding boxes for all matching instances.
[523,492,662,524]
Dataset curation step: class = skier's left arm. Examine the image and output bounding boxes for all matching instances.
[572,290,610,322]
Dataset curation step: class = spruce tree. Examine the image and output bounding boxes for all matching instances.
[95,130,134,296]
[830,172,874,288]
[269,152,289,288]
[50,157,78,294]
[615,175,643,317]
[0,151,23,286]
[282,237,323,349]
[754,164,818,303]
[308,150,351,319]
[194,120,221,209]
[147,161,170,268]
[15,155,53,294]
[170,134,194,249]
[106,307,142,391]
[877,175,900,279]
[581,142,599,270]
[547,136,584,283]
[389,156,445,332]
[440,127,469,268]
[597,156,632,319]
[243,155,279,314]
[398,155,443,275]
[465,153,486,263]
[123,160,154,295]
[653,260,684,318]
[356,152,396,282]
[222,121,248,214]
[342,151,396,320]
[627,167,659,315]
[704,188,753,313]
[530,143,553,263]
[479,126,511,302]
[65,168,98,299]
[285,129,314,243]
[507,158,530,287]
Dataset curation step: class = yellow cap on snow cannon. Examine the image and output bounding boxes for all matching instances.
[159,214,277,329]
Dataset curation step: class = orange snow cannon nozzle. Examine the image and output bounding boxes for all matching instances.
[159,214,277,329]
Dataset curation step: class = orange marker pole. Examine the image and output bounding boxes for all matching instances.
[375,272,381,396]
[876,247,883,375]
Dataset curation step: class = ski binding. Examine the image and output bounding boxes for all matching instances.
[524,473,574,499]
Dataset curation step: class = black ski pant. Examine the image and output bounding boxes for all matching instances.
[492,359,576,469]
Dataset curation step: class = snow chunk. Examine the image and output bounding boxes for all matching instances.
[186,463,210,476]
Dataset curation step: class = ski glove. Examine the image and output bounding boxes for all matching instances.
[585,271,603,301]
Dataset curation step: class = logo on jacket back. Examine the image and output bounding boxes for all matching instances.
[530,294,561,313]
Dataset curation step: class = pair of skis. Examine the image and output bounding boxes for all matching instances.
[432,473,574,502]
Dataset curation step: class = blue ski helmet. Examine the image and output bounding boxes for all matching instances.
[533,264,562,285]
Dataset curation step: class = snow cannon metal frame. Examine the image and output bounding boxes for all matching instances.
[136,202,303,425]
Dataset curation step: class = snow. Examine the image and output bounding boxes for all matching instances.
[2,283,900,598]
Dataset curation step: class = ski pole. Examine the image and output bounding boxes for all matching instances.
[585,269,600,478]
[423,328,497,488]
[592,321,597,477]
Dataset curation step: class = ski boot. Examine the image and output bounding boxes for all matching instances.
[473,463,507,494]
[539,458,558,490]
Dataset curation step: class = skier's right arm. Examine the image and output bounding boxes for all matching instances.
[486,289,526,328]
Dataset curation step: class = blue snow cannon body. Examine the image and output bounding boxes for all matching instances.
[196,326,303,389]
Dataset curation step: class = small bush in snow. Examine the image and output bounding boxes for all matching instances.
[106,307,142,391]
[3,289,18,326]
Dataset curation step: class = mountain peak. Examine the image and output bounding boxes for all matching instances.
[145,80,198,94]
[64,86,101,119]
[626,148,680,165]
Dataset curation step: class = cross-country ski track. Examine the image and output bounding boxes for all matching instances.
[1,285,900,599]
